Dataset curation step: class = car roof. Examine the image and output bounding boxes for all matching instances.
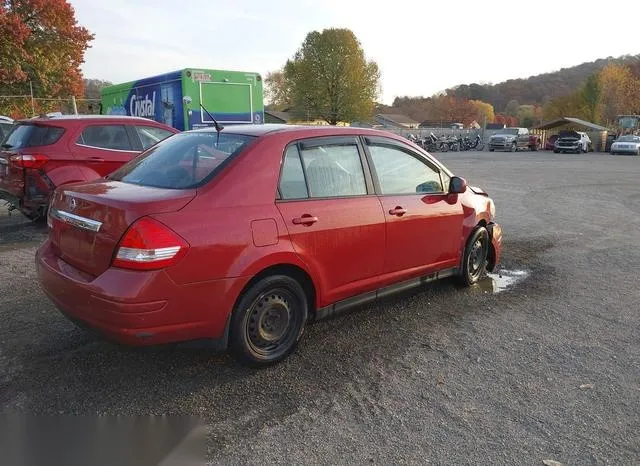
[19,115,164,123]
[189,123,403,139]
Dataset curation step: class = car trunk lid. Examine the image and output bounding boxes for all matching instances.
[48,180,195,277]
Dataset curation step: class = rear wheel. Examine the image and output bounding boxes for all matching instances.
[459,227,489,286]
[229,275,308,367]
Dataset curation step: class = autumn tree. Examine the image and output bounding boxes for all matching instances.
[469,100,495,125]
[597,63,640,126]
[283,28,380,125]
[0,0,94,118]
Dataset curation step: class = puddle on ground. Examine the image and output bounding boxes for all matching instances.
[476,269,529,293]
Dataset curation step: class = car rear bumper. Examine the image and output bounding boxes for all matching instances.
[487,222,502,272]
[36,239,250,348]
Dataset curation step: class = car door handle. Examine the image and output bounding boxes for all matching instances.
[389,206,407,216]
[292,215,318,226]
[88,157,104,163]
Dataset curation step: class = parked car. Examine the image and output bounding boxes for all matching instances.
[544,134,559,151]
[0,116,14,143]
[0,115,178,220]
[37,124,502,367]
[488,127,541,152]
[610,134,640,155]
[553,130,591,154]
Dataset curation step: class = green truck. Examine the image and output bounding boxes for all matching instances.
[100,68,264,131]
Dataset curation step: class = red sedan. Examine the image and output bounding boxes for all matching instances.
[36,124,502,366]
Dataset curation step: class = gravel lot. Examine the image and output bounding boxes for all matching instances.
[1,150,639,465]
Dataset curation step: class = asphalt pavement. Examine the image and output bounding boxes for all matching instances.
[0,150,639,465]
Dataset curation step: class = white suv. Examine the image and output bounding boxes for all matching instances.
[554,130,591,153]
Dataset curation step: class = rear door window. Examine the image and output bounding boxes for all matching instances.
[77,125,134,151]
[135,125,175,150]
[109,132,255,189]
[298,140,367,198]
[2,124,64,149]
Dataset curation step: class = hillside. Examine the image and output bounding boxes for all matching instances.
[409,54,640,113]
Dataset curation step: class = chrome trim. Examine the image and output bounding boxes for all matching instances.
[50,208,102,232]
[75,143,138,153]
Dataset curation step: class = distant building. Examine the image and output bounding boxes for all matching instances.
[374,113,419,129]
[264,110,349,126]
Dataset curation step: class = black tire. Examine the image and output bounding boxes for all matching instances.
[477,141,485,151]
[489,147,494,152]
[229,275,308,367]
[440,143,449,153]
[510,142,517,152]
[459,227,490,286]
[554,149,559,153]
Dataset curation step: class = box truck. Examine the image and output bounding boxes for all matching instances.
[100,68,264,131]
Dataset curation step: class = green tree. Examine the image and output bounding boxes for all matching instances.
[581,73,600,122]
[283,28,380,125]
[0,0,94,118]
[504,99,519,117]
[264,69,291,111]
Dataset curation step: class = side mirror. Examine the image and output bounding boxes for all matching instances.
[449,176,467,194]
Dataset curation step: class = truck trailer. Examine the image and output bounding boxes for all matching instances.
[100,68,264,131]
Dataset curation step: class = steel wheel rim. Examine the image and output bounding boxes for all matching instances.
[468,237,488,278]
[245,288,299,357]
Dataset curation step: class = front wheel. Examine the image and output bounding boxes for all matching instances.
[229,275,308,367]
[476,141,485,151]
[510,142,517,152]
[440,143,449,152]
[459,227,490,286]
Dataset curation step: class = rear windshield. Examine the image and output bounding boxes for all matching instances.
[618,135,640,142]
[109,131,256,189]
[1,124,64,149]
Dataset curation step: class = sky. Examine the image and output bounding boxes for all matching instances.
[70,0,640,105]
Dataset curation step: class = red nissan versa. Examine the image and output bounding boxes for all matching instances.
[36,124,502,367]
[0,115,177,220]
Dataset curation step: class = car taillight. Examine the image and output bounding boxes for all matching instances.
[112,217,189,270]
[10,153,49,169]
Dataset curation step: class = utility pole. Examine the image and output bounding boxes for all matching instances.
[29,80,35,116]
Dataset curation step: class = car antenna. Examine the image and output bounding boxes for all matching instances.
[200,104,224,133]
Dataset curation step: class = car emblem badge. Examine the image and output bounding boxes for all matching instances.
[68,197,77,211]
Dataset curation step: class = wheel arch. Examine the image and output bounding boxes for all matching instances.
[233,262,318,318]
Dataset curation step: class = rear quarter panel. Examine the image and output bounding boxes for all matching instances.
[152,134,320,289]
